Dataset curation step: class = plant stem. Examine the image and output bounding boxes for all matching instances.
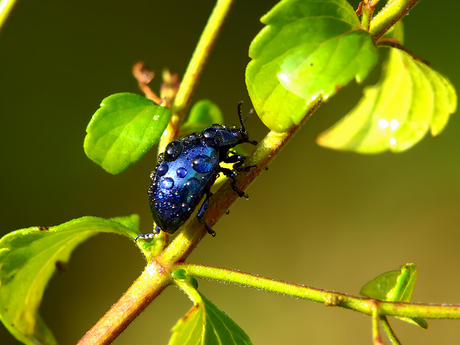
[159,0,236,152]
[76,260,171,345]
[176,263,460,320]
[380,316,402,345]
[371,301,385,345]
[0,0,18,33]
[370,0,421,41]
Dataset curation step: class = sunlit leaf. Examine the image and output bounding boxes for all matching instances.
[360,263,427,329]
[0,215,141,345]
[0,0,18,33]
[169,292,252,345]
[84,93,170,174]
[181,99,224,135]
[317,33,457,153]
[246,0,378,132]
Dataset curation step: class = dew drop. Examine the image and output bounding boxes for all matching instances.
[176,167,188,178]
[192,155,213,173]
[160,177,174,189]
[165,140,184,161]
[185,178,200,191]
[157,163,168,176]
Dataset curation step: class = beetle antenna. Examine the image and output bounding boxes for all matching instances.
[243,109,254,125]
[237,101,245,131]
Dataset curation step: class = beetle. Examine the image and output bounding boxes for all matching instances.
[134,102,257,241]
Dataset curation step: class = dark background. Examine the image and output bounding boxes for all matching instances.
[1,1,459,344]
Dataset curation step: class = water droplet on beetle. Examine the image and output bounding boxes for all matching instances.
[176,167,187,178]
[192,155,213,173]
[160,177,174,189]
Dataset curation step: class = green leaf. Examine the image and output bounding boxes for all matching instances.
[180,99,224,135]
[316,44,457,153]
[169,292,252,345]
[84,93,170,174]
[360,263,427,329]
[360,269,401,301]
[246,0,378,132]
[389,263,417,303]
[0,215,141,345]
[172,269,188,280]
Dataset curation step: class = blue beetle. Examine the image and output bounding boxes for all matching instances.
[135,102,257,240]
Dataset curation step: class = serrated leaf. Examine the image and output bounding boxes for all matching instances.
[84,93,170,174]
[360,263,427,329]
[169,292,252,345]
[180,99,224,135]
[317,43,457,153]
[0,215,141,345]
[246,0,378,132]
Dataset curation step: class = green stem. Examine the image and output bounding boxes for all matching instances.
[0,0,18,33]
[371,301,384,345]
[380,316,402,345]
[370,0,421,41]
[159,0,236,152]
[176,263,460,320]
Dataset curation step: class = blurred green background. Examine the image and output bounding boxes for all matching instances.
[0,1,459,344]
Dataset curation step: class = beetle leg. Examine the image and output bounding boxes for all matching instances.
[223,152,247,171]
[224,152,256,173]
[134,224,161,241]
[197,190,216,236]
[219,166,248,198]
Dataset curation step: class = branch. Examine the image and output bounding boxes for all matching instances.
[176,263,460,320]
[77,260,171,345]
